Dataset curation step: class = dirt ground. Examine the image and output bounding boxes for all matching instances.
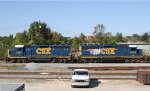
[0,79,150,91]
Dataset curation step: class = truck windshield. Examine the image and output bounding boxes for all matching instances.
[73,71,88,75]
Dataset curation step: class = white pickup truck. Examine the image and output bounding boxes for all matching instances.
[71,69,90,87]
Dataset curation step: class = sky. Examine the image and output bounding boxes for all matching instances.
[0,0,150,37]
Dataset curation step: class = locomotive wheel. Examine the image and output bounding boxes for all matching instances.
[129,59,134,63]
[51,59,55,63]
[95,60,98,63]
[84,59,87,63]
[125,59,129,63]
[63,59,67,63]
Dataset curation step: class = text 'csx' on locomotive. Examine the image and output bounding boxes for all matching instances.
[36,48,51,54]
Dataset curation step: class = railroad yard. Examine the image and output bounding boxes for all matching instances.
[1,0,150,91]
[0,63,150,91]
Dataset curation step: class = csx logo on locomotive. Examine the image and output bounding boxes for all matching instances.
[88,48,116,55]
[36,48,51,54]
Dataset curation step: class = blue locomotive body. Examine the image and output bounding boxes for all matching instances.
[7,45,71,63]
[78,44,143,63]
[6,44,148,63]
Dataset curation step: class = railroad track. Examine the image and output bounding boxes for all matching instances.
[0,65,150,80]
[0,70,137,79]
[68,66,150,70]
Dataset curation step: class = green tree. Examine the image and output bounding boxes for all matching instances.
[104,32,116,44]
[141,32,149,43]
[79,33,85,44]
[72,36,80,49]
[28,21,52,44]
[93,24,105,44]
[131,34,141,42]
[115,32,124,43]
[0,35,14,60]
[51,32,65,44]
[12,31,28,45]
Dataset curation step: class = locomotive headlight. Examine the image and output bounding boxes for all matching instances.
[69,53,71,55]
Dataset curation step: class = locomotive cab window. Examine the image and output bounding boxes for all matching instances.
[129,45,137,54]
[131,48,136,53]
[15,48,23,54]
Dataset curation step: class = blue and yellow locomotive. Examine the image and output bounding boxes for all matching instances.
[6,44,72,63]
[6,44,150,63]
[78,44,145,63]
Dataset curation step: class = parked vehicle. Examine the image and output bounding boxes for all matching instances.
[71,69,90,87]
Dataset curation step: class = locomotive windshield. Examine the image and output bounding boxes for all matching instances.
[131,48,136,53]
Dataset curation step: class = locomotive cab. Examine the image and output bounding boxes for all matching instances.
[128,45,142,56]
[6,45,27,63]
[9,45,25,57]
